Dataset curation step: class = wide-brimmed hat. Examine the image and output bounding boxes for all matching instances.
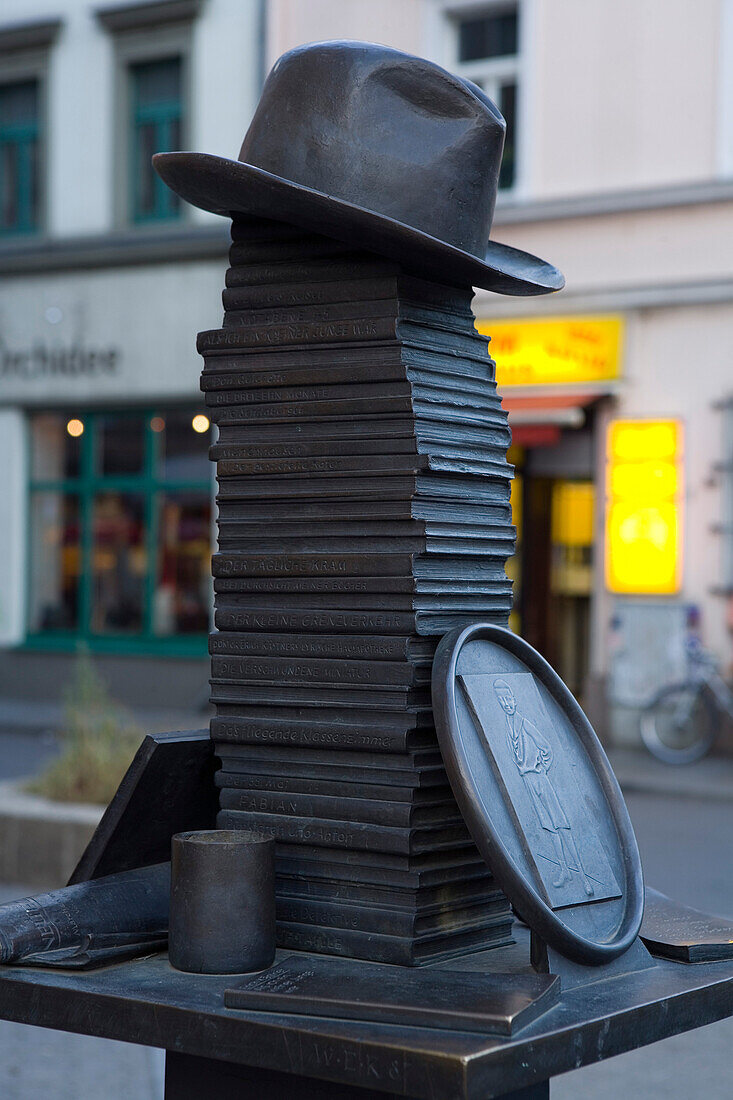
[153,41,563,296]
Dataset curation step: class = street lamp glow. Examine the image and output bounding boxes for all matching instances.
[192,414,210,434]
[66,418,84,438]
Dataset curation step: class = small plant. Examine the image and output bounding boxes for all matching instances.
[27,652,142,805]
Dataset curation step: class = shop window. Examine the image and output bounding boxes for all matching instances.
[451,3,520,190]
[129,57,183,223]
[91,492,146,634]
[27,409,212,653]
[99,413,146,475]
[0,79,41,235]
[550,481,595,597]
[457,8,518,62]
[29,493,81,632]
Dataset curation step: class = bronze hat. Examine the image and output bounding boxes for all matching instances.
[153,41,564,296]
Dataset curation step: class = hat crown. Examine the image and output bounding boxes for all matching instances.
[239,42,506,258]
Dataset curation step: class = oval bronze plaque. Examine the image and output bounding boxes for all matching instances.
[432,623,644,965]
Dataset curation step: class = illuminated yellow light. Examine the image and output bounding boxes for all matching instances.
[605,420,683,595]
[150,416,165,433]
[606,503,680,594]
[608,420,679,462]
[475,315,623,388]
[551,482,595,547]
[608,460,678,501]
[192,414,210,434]
[66,418,84,438]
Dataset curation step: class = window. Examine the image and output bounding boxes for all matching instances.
[452,4,520,190]
[97,4,199,227]
[129,56,183,223]
[0,19,58,237]
[0,79,41,235]
[27,409,212,653]
[457,9,517,61]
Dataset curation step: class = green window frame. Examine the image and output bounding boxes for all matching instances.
[26,408,212,657]
[129,56,183,224]
[0,78,41,236]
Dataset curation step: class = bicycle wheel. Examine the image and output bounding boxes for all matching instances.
[639,682,717,764]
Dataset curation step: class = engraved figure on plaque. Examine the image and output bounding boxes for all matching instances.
[492,679,593,896]
[458,671,622,910]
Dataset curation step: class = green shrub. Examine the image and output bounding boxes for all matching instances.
[27,652,142,805]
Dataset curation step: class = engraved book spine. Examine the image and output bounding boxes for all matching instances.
[210,654,429,688]
[210,716,431,753]
[221,274,473,312]
[207,631,435,662]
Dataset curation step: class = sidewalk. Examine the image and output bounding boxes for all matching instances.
[0,699,209,782]
[608,747,733,803]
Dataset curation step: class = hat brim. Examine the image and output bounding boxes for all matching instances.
[153,152,564,297]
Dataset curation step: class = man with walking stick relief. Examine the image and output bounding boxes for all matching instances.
[459,668,622,909]
[493,678,595,897]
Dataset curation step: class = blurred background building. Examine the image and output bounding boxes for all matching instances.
[1,0,732,743]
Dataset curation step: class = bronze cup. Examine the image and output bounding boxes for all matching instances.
[169,829,275,974]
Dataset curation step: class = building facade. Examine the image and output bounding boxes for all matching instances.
[0,0,263,708]
[1,0,732,735]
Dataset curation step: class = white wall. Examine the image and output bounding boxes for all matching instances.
[474,198,733,319]
[614,301,732,658]
[50,6,114,234]
[0,259,223,405]
[719,0,733,175]
[529,0,722,198]
[581,301,733,682]
[0,0,262,235]
[265,0,425,66]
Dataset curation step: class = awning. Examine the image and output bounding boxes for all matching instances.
[501,392,604,446]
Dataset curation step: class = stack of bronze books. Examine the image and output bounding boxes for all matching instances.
[201,216,515,964]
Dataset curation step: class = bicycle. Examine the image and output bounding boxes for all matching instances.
[639,636,733,764]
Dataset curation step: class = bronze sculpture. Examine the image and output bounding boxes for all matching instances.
[0,38,731,1100]
[154,41,569,966]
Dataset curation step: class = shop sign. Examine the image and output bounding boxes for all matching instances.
[605,419,683,595]
[0,339,119,380]
[476,315,623,388]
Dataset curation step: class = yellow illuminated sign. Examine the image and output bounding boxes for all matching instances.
[476,315,623,388]
[605,420,683,595]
